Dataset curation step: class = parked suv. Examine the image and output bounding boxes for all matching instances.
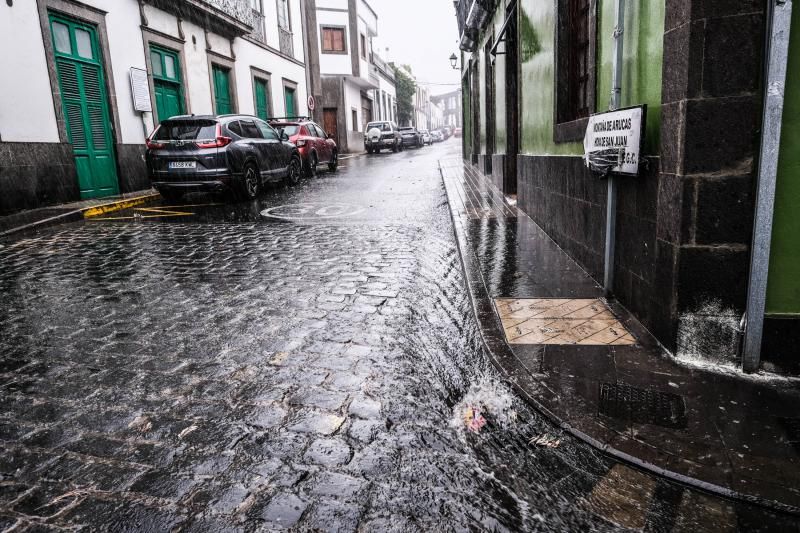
[364,121,403,154]
[419,129,433,146]
[399,127,423,148]
[146,115,302,201]
[269,118,338,177]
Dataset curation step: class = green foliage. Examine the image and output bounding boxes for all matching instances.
[392,64,416,126]
[520,10,541,62]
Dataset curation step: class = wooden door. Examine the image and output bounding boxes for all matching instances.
[323,108,338,144]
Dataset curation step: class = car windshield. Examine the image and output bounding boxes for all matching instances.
[153,120,217,141]
[280,125,300,136]
[399,128,414,132]
[367,122,391,132]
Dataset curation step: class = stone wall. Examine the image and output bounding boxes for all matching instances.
[116,144,150,194]
[0,142,79,216]
[656,0,765,352]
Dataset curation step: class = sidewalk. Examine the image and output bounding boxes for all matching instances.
[0,189,159,237]
[439,158,800,513]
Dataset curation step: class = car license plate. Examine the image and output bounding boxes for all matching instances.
[169,161,196,169]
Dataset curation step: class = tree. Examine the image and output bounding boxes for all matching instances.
[392,64,416,126]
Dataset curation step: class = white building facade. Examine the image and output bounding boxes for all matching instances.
[0,0,308,214]
[314,0,392,152]
[431,89,463,128]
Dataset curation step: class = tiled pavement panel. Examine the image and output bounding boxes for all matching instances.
[495,298,636,346]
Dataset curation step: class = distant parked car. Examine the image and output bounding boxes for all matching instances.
[365,121,403,153]
[442,126,453,140]
[146,114,302,202]
[419,129,433,146]
[454,127,463,138]
[270,118,338,177]
[431,130,444,143]
[399,127,423,148]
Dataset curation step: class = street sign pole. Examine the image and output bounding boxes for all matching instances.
[742,0,793,372]
[604,0,625,296]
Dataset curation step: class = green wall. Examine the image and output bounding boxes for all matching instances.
[517,0,664,156]
[766,4,800,315]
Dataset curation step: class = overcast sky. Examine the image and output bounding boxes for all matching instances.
[370,0,462,96]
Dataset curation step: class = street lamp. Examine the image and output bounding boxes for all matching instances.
[449,53,458,70]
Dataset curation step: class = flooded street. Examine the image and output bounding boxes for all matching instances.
[0,142,794,531]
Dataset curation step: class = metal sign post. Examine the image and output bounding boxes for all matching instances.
[604,0,626,296]
[742,0,793,372]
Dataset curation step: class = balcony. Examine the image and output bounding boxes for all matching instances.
[454,0,497,52]
[147,0,256,38]
[249,11,267,45]
[369,63,380,85]
[278,27,294,56]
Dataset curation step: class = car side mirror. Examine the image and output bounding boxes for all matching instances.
[281,131,289,141]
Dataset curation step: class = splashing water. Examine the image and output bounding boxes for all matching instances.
[676,299,741,369]
[451,377,517,435]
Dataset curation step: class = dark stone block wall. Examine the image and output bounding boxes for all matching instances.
[517,155,607,282]
[117,144,149,194]
[0,142,79,216]
[657,0,765,351]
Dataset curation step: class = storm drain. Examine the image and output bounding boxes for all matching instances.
[599,383,688,429]
[779,418,800,452]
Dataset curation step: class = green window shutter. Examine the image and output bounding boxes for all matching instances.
[254,78,269,120]
[213,65,232,115]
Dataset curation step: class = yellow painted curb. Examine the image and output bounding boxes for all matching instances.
[83,193,161,218]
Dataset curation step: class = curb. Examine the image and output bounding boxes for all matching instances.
[82,193,160,218]
[438,161,800,518]
[0,192,160,238]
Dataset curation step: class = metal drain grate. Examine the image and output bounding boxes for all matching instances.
[599,383,688,429]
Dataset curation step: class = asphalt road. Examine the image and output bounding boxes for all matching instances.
[0,140,796,531]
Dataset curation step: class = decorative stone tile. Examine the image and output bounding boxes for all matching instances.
[495,298,636,346]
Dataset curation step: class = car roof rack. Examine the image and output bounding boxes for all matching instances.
[267,116,311,122]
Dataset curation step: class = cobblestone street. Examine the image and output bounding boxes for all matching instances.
[0,143,795,531]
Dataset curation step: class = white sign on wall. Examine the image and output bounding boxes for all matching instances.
[130,67,152,113]
[583,105,646,177]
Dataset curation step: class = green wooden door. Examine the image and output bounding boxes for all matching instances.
[50,14,119,199]
[213,65,232,115]
[254,78,270,121]
[284,86,296,117]
[150,46,184,123]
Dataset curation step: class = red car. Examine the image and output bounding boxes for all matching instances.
[269,118,338,177]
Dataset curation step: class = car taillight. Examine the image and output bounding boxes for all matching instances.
[296,139,307,147]
[145,137,166,150]
[196,124,232,149]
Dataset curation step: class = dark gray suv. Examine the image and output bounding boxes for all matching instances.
[146,115,302,201]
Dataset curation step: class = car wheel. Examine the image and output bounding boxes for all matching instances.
[392,143,398,153]
[305,152,318,178]
[158,188,183,203]
[237,163,260,200]
[285,155,302,186]
[328,150,339,172]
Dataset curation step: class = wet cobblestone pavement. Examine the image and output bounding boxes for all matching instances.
[1,143,797,531]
